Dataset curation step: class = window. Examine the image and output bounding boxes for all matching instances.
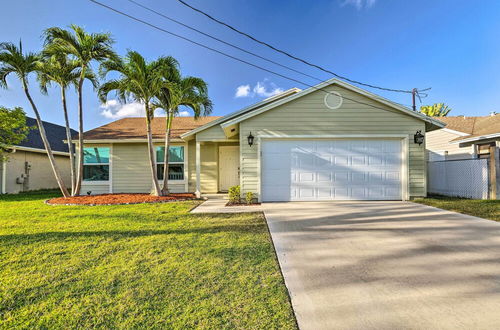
[156,146,184,180]
[83,147,110,181]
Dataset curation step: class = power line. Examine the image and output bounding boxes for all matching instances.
[176,0,423,94]
[124,0,415,109]
[127,0,323,82]
[88,0,429,116]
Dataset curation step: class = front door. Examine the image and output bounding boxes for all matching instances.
[219,146,240,192]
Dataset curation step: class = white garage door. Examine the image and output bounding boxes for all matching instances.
[261,139,403,201]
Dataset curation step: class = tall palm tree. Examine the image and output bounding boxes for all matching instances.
[0,41,70,197]
[43,25,116,196]
[37,54,98,195]
[99,51,174,196]
[155,74,212,195]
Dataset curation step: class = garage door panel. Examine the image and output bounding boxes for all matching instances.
[261,139,403,201]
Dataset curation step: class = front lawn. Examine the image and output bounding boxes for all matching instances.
[0,191,296,329]
[413,195,500,222]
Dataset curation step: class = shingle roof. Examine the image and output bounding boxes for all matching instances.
[434,114,500,142]
[17,117,77,153]
[81,116,222,140]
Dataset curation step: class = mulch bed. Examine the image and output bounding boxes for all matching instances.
[226,202,262,207]
[46,193,198,206]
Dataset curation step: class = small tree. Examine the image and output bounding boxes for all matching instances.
[0,41,70,197]
[0,106,31,161]
[420,103,451,117]
[99,51,168,196]
[37,54,98,195]
[44,25,116,196]
[155,73,212,195]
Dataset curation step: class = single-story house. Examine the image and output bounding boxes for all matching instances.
[1,117,76,194]
[78,78,445,201]
[426,114,500,160]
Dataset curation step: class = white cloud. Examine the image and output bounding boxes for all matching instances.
[342,0,376,10]
[235,84,251,98]
[178,110,190,117]
[235,80,284,99]
[99,100,165,119]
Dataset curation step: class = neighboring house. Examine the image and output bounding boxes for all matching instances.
[0,117,76,194]
[78,78,444,201]
[426,114,500,161]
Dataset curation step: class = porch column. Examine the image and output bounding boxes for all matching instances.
[195,141,201,198]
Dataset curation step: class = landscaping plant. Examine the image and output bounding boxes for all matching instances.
[245,191,254,205]
[228,185,240,204]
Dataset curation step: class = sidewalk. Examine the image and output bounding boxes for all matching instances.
[190,194,263,213]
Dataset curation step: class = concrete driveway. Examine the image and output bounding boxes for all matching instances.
[263,201,500,330]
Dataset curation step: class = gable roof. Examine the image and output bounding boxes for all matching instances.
[437,114,500,143]
[16,117,77,153]
[180,88,301,139]
[81,116,221,141]
[184,78,444,138]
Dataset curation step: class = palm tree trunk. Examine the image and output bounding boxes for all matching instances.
[73,75,85,196]
[22,80,70,197]
[61,87,76,195]
[146,105,162,196]
[161,110,174,195]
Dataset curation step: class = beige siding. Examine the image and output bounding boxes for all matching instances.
[426,129,472,160]
[196,125,227,141]
[111,142,187,193]
[239,84,427,198]
[3,150,71,193]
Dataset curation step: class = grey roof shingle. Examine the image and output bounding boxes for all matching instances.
[17,117,77,153]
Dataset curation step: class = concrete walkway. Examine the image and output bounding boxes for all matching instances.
[190,194,263,213]
[264,201,500,330]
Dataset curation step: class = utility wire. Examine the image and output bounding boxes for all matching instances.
[127,0,323,82]
[88,0,431,117]
[177,0,423,94]
[124,0,415,109]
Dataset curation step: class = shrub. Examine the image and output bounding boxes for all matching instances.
[245,191,254,205]
[228,185,240,204]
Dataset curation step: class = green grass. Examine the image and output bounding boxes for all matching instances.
[413,195,500,221]
[0,191,296,329]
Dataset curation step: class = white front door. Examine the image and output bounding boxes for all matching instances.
[261,139,403,201]
[219,146,240,192]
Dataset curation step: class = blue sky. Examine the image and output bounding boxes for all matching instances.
[1,0,499,130]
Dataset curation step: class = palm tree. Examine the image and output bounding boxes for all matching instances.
[420,103,452,117]
[155,74,212,195]
[0,41,70,197]
[99,51,172,196]
[37,54,98,195]
[44,25,116,196]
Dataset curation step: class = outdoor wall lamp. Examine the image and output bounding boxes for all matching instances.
[247,132,255,147]
[414,130,424,145]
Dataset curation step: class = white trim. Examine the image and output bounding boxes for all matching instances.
[441,128,470,137]
[75,138,185,144]
[109,144,113,193]
[180,88,301,139]
[184,141,189,192]
[1,160,6,194]
[257,133,409,139]
[11,145,70,156]
[450,133,500,144]
[220,79,445,130]
[195,141,201,198]
[257,134,410,202]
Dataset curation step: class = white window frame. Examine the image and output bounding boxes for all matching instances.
[82,146,111,184]
[156,145,186,182]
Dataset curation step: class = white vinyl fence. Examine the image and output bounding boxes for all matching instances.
[427,158,489,199]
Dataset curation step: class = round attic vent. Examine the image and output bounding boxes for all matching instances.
[324,91,343,109]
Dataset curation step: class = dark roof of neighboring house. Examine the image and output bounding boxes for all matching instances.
[17,117,77,153]
[434,114,500,142]
[81,116,222,140]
